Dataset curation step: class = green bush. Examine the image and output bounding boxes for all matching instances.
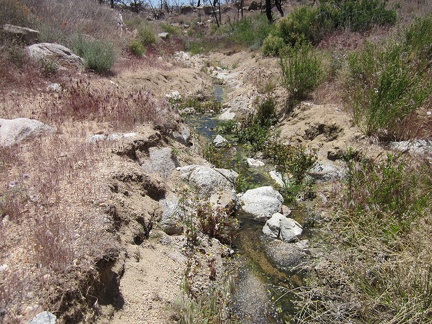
[346,16,432,139]
[227,15,275,48]
[280,43,323,100]
[276,6,334,46]
[264,0,396,51]
[321,0,397,32]
[72,36,115,74]
[262,33,285,56]
[129,39,146,57]
[137,25,156,47]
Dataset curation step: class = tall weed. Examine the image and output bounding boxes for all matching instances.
[72,36,115,74]
[280,43,323,100]
[346,16,432,139]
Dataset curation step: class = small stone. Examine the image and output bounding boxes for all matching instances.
[213,134,228,147]
[246,158,264,167]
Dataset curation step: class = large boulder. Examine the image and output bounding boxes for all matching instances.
[2,24,39,44]
[178,165,237,198]
[239,186,283,222]
[26,43,84,69]
[0,118,56,147]
[264,239,309,271]
[262,213,303,242]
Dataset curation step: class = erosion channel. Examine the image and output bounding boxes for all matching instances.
[185,83,315,323]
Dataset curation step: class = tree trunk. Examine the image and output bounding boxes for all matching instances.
[265,0,272,23]
[275,0,284,17]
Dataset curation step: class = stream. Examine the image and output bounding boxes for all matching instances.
[186,84,312,323]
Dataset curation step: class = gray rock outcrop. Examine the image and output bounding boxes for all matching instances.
[26,43,84,69]
[28,311,56,324]
[2,24,39,44]
[262,213,303,242]
[141,147,180,178]
[0,118,56,147]
[307,162,345,182]
[178,165,238,198]
[239,186,283,222]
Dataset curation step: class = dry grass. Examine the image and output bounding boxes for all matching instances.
[0,128,120,322]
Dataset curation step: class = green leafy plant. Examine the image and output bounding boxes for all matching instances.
[137,24,156,47]
[72,36,115,74]
[129,39,146,57]
[280,42,323,100]
[346,16,432,139]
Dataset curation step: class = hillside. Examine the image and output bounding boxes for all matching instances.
[1,0,431,323]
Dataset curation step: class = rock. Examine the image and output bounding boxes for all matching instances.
[209,190,238,216]
[246,158,264,167]
[141,147,180,178]
[26,43,84,69]
[0,118,56,147]
[177,165,238,198]
[46,83,62,92]
[178,165,238,197]
[28,311,56,324]
[88,132,137,143]
[264,239,308,271]
[213,134,228,147]
[2,24,39,44]
[165,91,181,100]
[158,32,169,40]
[307,162,345,182]
[172,123,191,146]
[239,186,283,222]
[262,213,303,242]
[390,139,432,156]
[159,193,184,235]
[269,170,285,187]
[218,109,236,120]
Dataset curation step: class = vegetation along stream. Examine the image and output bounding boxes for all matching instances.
[184,84,316,323]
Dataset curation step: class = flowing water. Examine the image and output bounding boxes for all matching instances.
[186,85,312,323]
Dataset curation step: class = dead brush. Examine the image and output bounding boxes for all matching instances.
[0,132,119,321]
[40,79,178,132]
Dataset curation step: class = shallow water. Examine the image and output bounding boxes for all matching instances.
[187,85,309,323]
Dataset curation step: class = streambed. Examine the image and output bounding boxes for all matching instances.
[185,85,314,323]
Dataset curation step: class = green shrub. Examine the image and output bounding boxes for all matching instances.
[276,6,334,46]
[72,36,115,74]
[255,97,278,128]
[129,39,146,57]
[321,0,397,32]
[137,25,156,47]
[262,33,285,56]
[227,15,275,48]
[266,0,396,51]
[346,16,432,139]
[280,43,323,100]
